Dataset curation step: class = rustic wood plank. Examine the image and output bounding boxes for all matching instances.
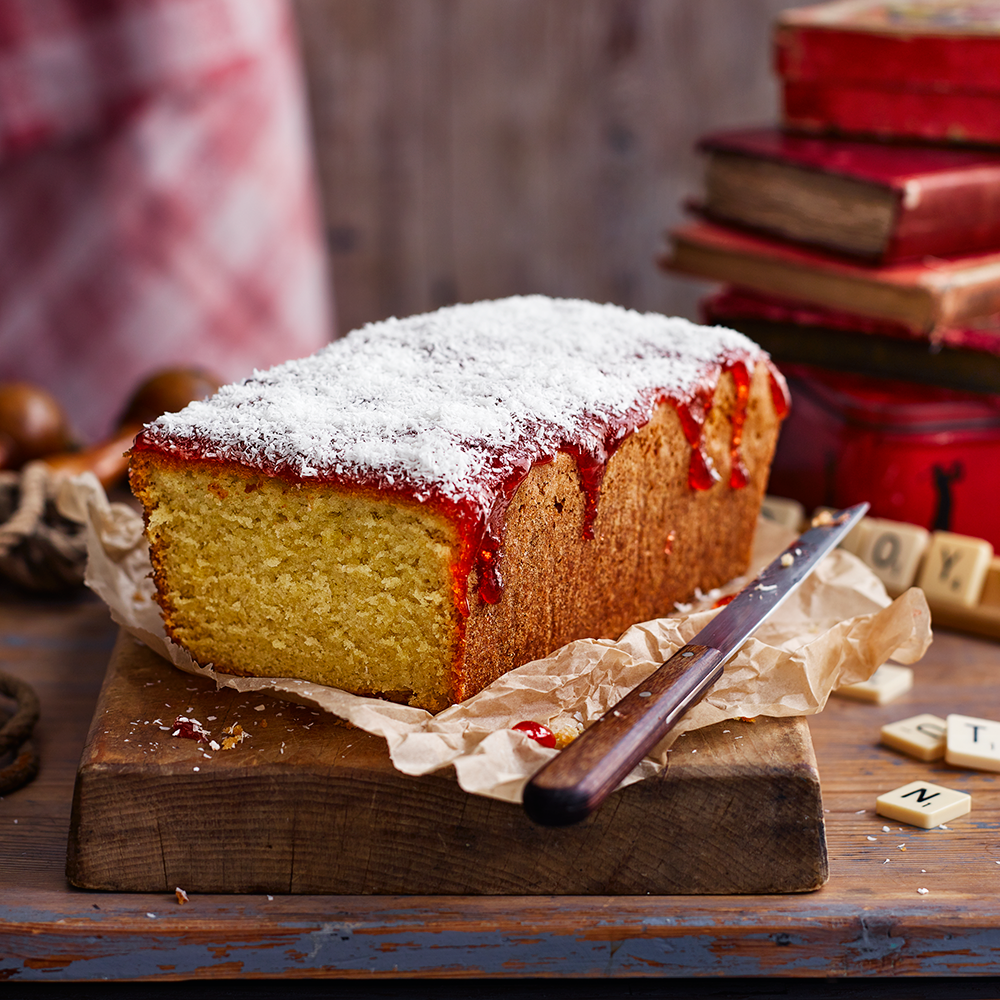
[292,0,796,336]
[66,632,827,895]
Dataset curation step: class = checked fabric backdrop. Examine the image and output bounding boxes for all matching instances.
[0,0,333,442]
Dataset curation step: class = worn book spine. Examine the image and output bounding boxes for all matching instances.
[886,167,1000,261]
[664,221,1000,334]
[701,288,1000,396]
[702,287,1000,354]
[698,129,1000,262]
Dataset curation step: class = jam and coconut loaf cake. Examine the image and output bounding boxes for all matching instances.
[129,296,788,712]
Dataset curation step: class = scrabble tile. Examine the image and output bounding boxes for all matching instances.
[880,714,947,762]
[876,780,971,829]
[917,531,994,607]
[761,495,805,531]
[946,713,1000,773]
[979,557,1000,611]
[856,519,930,594]
[835,663,913,704]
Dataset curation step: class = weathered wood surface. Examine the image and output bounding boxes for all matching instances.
[292,0,797,336]
[65,632,826,896]
[4,593,1000,981]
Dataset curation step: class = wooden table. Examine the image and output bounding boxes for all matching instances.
[2,589,1000,985]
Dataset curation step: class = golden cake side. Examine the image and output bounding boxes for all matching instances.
[129,453,467,709]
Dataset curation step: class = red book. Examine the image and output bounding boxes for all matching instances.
[663,219,1000,334]
[775,1,1000,144]
[704,286,1000,354]
[701,286,1000,395]
[697,127,1000,262]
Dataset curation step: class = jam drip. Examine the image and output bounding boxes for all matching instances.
[474,455,540,606]
[476,540,503,606]
[728,360,751,490]
[676,385,721,492]
[472,425,633,605]
[564,422,632,541]
[564,443,606,542]
[768,362,791,420]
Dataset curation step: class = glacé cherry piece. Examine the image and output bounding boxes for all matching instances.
[512,720,556,748]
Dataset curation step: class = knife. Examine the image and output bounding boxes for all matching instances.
[522,501,869,826]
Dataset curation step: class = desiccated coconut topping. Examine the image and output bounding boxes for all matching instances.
[139,296,765,516]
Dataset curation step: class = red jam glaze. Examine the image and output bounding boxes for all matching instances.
[474,454,544,605]
[675,383,722,492]
[767,361,791,420]
[512,720,557,748]
[133,355,773,614]
[470,357,759,603]
[473,424,640,605]
[563,420,634,541]
[727,360,751,490]
[564,442,608,541]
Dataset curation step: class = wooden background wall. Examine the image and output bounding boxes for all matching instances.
[292,0,803,337]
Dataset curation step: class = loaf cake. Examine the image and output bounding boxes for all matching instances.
[129,296,788,711]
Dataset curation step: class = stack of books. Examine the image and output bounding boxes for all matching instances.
[661,0,1000,550]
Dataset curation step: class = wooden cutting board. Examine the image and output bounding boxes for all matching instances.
[66,631,828,895]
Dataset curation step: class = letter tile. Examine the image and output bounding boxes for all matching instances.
[876,780,971,829]
[761,495,805,531]
[880,714,947,761]
[917,531,994,607]
[835,663,913,704]
[946,713,1000,773]
[979,557,1000,611]
[856,519,930,595]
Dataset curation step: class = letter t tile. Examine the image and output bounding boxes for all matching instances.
[946,714,1000,772]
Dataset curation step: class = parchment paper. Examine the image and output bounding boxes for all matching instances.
[59,473,932,803]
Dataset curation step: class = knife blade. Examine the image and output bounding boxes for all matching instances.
[522,501,869,826]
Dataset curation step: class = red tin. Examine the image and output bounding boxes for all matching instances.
[767,363,1000,548]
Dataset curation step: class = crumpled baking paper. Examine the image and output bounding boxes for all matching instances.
[60,473,933,803]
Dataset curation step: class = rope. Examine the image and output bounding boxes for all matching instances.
[0,463,47,551]
[0,669,40,794]
[0,463,75,789]
[0,463,87,592]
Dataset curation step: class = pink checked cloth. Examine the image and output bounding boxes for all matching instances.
[0,0,333,441]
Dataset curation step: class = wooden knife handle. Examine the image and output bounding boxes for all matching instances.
[522,643,727,826]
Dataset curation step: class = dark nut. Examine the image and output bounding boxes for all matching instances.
[120,369,222,428]
[0,383,73,468]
